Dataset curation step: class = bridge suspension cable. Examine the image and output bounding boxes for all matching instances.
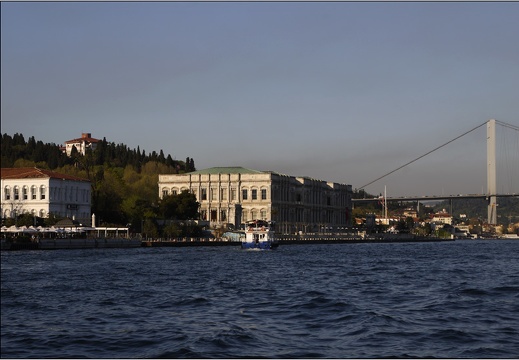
[358,121,488,190]
[496,120,519,194]
[495,120,519,132]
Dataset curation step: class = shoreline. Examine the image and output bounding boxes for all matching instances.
[1,235,457,251]
[3,234,517,251]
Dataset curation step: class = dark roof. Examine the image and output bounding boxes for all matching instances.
[1,167,89,182]
[65,136,100,144]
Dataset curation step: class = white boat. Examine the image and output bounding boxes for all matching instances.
[241,220,278,250]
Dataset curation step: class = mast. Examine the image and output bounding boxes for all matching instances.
[384,186,388,223]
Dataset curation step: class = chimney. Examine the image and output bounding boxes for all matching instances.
[82,133,91,139]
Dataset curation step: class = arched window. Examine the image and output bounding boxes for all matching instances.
[162,187,169,197]
[260,209,267,220]
[39,209,46,218]
[261,188,268,200]
[4,186,10,200]
[40,185,46,200]
[31,185,37,200]
[14,186,19,200]
[22,186,28,200]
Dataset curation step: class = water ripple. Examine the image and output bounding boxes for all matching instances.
[2,241,519,358]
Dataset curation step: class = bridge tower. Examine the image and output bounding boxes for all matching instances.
[487,119,497,225]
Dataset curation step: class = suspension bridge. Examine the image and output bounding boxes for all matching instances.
[352,119,519,225]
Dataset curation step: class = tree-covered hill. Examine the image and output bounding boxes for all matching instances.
[1,133,195,172]
[1,133,198,231]
[433,197,519,225]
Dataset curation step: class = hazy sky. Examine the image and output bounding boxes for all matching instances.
[2,2,518,197]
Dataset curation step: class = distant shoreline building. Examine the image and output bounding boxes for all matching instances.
[63,133,100,156]
[1,167,92,225]
[158,167,352,233]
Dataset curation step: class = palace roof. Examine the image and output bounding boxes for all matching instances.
[188,167,264,175]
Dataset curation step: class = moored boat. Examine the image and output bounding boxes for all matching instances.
[242,220,278,250]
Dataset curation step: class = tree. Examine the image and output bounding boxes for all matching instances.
[176,190,200,220]
[159,190,200,220]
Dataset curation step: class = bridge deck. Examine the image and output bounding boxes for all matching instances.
[352,194,518,202]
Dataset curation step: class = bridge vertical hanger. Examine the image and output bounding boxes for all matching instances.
[487,119,497,225]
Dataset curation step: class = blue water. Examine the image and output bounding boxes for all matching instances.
[2,240,519,358]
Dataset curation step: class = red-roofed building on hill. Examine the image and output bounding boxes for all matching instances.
[64,133,100,156]
[1,168,91,225]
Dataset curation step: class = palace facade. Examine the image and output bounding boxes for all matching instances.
[1,168,92,225]
[158,167,352,233]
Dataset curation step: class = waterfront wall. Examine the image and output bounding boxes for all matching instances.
[3,238,141,251]
[2,234,455,251]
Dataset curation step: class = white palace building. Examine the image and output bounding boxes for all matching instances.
[1,168,92,225]
[158,167,353,233]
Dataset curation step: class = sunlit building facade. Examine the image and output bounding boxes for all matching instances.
[158,167,352,233]
[63,133,100,156]
[1,167,91,225]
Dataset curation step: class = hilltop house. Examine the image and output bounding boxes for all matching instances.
[63,133,100,156]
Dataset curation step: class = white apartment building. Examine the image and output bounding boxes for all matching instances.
[158,167,352,233]
[1,168,92,225]
[431,210,453,225]
[64,133,100,156]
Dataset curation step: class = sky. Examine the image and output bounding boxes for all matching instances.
[2,2,518,197]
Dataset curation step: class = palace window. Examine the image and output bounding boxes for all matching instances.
[4,186,10,200]
[14,186,19,200]
[221,188,227,201]
[251,189,257,200]
[40,186,46,200]
[201,188,207,201]
[31,186,37,200]
[261,189,267,200]
[23,186,28,200]
[242,189,248,200]
[231,188,236,201]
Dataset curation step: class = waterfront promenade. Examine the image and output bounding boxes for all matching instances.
[2,234,456,251]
